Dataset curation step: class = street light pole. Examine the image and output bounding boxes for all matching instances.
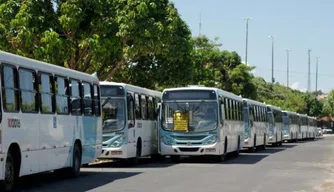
[286,49,291,87]
[316,56,319,95]
[242,17,252,65]
[269,36,275,84]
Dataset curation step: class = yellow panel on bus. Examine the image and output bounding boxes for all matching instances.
[173,111,189,131]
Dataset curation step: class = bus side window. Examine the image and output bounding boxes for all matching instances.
[40,72,55,113]
[82,82,93,116]
[55,76,69,114]
[141,95,147,120]
[93,84,101,116]
[127,93,135,128]
[1,64,19,112]
[134,93,141,120]
[219,97,224,125]
[148,96,154,120]
[70,79,82,115]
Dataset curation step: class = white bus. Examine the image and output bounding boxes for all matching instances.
[298,114,308,140]
[266,105,283,146]
[307,116,317,140]
[158,86,244,162]
[0,51,102,191]
[242,99,269,151]
[282,111,299,142]
[98,82,162,164]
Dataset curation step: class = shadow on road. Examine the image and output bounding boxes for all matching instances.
[224,153,269,164]
[274,144,297,149]
[87,157,174,169]
[253,148,287,154]
[14,171,141,192]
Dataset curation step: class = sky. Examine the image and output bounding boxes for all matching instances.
[171,0,333,93]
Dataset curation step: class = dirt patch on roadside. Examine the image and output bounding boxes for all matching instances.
[314,159,334,191]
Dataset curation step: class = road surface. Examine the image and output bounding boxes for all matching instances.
[14,135,334,192]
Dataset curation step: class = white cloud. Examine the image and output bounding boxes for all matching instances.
[290,81,306,92]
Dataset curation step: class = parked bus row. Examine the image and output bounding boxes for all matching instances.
[100,84,319,163]
[0,51,320,191]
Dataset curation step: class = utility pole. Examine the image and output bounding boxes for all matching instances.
[286,49,291,87]
[307,49,311,92]
[199,12,202,36]
[269,36,275,84]
[315,56,319,95]
[242,17,252,65]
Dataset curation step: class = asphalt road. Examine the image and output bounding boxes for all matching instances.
[14,135,334,192]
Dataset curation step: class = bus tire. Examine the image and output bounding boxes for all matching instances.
[217,137,227,162]
[248,135,256,152]
[235,136,240,157]
[170,155,180,163]
[0,152,15,192]
[64,142,82,178]
[263,133,266,150]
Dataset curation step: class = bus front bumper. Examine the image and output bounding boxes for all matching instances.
[160,142,221,156]
[99,145,128,159]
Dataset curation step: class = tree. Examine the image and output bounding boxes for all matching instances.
[322,90,334,117]
[302,93,323,116]
[0,0,192,84]
[190,35,256,99]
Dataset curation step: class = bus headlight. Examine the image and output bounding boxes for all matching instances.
[269,130,273,137]
[245,132,250,139]
[204,135,218,145]
[162,135,174,145]
[110,136,125,147]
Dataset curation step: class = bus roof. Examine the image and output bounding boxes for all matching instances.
[266,104,281,111]
[243,98,267,107]
[100,81,162,97]
[162,86,243,101]
[0,50,99,83]
[282,110,298,116]
[298,113,308,118]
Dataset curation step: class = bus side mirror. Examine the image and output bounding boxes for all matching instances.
[128,120,134,128]
[156,103,161,118]
[127,94,133,101]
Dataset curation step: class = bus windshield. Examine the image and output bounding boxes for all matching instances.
[102,99,125,133]
[161,101,218,132]
[267,112,274,127]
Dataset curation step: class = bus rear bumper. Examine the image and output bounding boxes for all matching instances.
[160,142,221,156]
[0,153,4,180]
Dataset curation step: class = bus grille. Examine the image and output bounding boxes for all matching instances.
[178,147,200,152]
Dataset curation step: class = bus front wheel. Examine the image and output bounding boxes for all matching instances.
[0,152,15,192]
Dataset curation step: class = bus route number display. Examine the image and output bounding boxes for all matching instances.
[173,111,189,131]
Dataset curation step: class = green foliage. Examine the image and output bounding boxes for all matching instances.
[190,36,256,99]
[322,90,334,117]
[252,76,326,116]
[0,0,327,117]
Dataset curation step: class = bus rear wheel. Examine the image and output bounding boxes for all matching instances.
[0,152,15,192]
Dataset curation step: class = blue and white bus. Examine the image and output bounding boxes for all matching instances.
[282,111,299,142]
[266,105,283,146]
[0,51,102,191]
[242,99,269,151]
[98,82,162,164]
[158,86,245,162]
